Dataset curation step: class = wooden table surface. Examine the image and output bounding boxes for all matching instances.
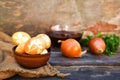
[7,47,120,80]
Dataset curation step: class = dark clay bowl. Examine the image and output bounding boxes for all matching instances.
[13,46,51,69]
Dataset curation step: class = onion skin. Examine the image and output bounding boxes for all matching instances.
[15,43,25,54]
[89,37,106,55]
[36,34,51,49]
[59,38,82,58]
[12,31,31,45]
[24,37,46,55]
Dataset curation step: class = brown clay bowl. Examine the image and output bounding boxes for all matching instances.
[13,46,51,69]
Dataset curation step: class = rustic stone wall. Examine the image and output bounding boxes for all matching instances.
[0,0,120,36]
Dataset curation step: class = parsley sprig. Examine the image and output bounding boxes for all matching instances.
[80,32,120,56]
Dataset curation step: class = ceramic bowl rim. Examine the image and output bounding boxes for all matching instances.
[13,46,51,58]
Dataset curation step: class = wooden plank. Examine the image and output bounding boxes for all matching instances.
[7,66,120,80]
[49,48,120,66]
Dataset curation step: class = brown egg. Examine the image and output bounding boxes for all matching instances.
[24,37,46,54]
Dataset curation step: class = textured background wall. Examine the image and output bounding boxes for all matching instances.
[0,0,120,36]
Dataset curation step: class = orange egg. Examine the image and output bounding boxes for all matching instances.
[12,31,31,45]
[36,34,51,49]
[24,37,46,54]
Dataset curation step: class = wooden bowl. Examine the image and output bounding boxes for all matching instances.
[13,46,51,69]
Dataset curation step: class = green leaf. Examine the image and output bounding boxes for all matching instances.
[95,32,102,37]
[102,34,120,56]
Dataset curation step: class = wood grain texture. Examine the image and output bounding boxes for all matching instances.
[49,47,120,66]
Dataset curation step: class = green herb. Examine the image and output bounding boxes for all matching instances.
[102,34,120,56]
[80,36,93,47]
[80,32,120,56]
